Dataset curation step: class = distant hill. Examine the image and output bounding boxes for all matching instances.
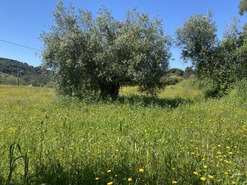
[0,57,52,86]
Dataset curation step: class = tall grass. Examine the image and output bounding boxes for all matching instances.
[0,82,246,184]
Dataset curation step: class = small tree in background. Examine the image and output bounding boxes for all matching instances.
[168,68,184,77]
[183,67,195,79]
[236,1,247,79]
[176,11,218,80]
[41,2,171,100]
[176,12,243,96]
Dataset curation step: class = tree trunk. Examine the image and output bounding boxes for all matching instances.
[99,81,120,100]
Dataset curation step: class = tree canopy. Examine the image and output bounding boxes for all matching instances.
[176,8,247,97]
[239,0,247,15]
[41,2,171,99]
[176,12,218,79]
[168,68,184,77]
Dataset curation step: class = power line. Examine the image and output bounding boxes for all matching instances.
[0,38,42,52]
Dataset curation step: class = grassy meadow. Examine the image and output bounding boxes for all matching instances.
[0,81,247,185]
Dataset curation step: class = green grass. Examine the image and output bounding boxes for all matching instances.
[0,81,247,184]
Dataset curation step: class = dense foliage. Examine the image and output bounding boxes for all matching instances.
[168,68,184,77]
[41,3,171,100]
[0,58,52,86]
[183,66,195,79]
[239,0,247,15]
[176,11,247,97]
[176,12,218,79]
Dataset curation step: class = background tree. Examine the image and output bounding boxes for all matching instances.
[168,68,184,77]
[176,12,241,96]
[239,0,247,15]
[176,11,247,97]
[237,0,247,78]
[235,24,247,79]
[183,66,195,79]
[176,11,218,80]
[216,19,243,88]
[41,2,171,100]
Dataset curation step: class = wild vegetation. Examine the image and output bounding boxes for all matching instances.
[1,1,247,185]
[0,80,247,184]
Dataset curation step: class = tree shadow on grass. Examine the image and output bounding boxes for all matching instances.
[28,160,152,185]
[52,94,193,109]
[33,161,97,185]
[116,95,193,109]
[12,155,203,185]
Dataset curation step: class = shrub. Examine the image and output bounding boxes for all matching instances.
[235,78,247,101]
[162,75,183,85]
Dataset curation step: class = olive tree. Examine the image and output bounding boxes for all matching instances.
[41,2,171,100]
[237,0,247,78]
[239,0,247,15]
[234,24,247,79]
[175,1,247,97]
[176,12,218,80]
[176,12,242,96]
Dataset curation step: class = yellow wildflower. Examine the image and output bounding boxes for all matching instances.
[200,177,206,181]
[203,165,207,169]
[128,177,133,182]
[208,175,213,179]
[107,169,111,173]
[107,182,113,185]
[193,171,198,175]
[95,177,99,181]
[139,168,144,173]
[172,180,178,184]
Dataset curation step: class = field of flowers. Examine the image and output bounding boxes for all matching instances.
[0,81,246,185]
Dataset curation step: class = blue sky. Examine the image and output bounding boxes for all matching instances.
[0,0,244,69]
